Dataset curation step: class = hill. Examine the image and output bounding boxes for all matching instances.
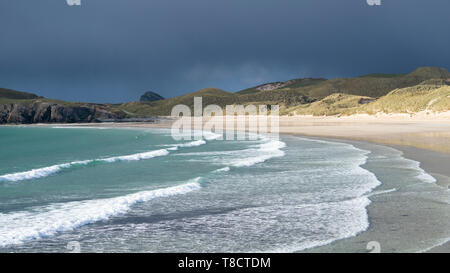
[0,88,126,123]
[354,80,450,114]
[236,78,326,95]
[120,88,238,116]
[285,79,450,116]
[285,93,375,116]
[2,66,450,123]
[140,91,165,102]
[116,67,450,117]
[238,66,450,101]
[0,88,40,103]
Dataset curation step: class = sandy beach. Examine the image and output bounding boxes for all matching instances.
[23,112,450,252]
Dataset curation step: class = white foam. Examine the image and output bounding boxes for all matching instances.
[213,167,231,173]
[0,160,92,182]
[232,138,286,168]
[0,131,218,183]
[100,149,169,162]
[366,188,397,197]
[166,140,207,151]
[0,179,202,247]
[266,197,372,253]
[417,237,450,253]
[0,149,170,182]
[295,135,437,184]
[203,131,222,141]
[393,156,437,183]
[51,126,107,129]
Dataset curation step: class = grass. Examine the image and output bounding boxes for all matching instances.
[283,81,450,116]
[2,66,450,118]
[284,93,374,116]
[356,83,450,114]
[0,88,39,100]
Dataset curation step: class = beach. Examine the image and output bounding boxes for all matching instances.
[9,113,450,252]
[279,115,450,252]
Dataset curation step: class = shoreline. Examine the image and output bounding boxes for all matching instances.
[2,116,450,252]
[308,137,450,253]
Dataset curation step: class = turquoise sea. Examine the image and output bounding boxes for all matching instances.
[0,126,445,252]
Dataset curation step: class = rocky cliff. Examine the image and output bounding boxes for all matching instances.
[0,101,126,124]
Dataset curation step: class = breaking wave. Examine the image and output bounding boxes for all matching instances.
[0,179,202,247]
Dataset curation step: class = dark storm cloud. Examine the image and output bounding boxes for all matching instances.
[0,0,449,102]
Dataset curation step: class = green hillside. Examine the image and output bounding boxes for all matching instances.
[284,79,450,116]
[0,88,40,103]
[285,93,374,116]
[355,80,450,114]
[239,66,450,101]
[120,88,239,116]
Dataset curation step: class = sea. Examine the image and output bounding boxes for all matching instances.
[0,126,444,252]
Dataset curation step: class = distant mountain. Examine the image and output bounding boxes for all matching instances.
[140,91,165,102]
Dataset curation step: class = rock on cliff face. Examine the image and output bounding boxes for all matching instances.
[0,102,125,124]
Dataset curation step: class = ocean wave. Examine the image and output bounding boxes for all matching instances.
[0,149,170,182]
[266,197,372,253]
[0,136,218,183]
[231,138,286,168]
[0,160,92,182]
[366,188,397,197]
[51,126,108,129]
[167,140,207,151]
[100,149,169,162]
[0,179,202,247]
[411,162,437,183]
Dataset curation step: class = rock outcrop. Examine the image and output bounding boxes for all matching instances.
[140,91,165,102]
[0,101,125,124]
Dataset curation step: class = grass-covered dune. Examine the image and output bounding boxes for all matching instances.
[285,93,374,116]
[355,80,450,114]
[286,79,450,116]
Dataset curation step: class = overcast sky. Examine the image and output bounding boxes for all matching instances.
[0,0,449,103]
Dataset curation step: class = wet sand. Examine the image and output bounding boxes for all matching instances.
[277,116,450,252]
[393,146,450,252]
[296,139,450,253]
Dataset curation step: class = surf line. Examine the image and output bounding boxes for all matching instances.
[0,139,210,183]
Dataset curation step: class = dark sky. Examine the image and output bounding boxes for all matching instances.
[0,0,449,103]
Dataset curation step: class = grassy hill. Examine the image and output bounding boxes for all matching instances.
[285,93,374,116]
[285,79,450,116]
[0,88,41,104]
[237,78,326,95]
[2,66,450,121]
[120,88,239,116]
[238,66,450,101]
[354,80,450,114]
[117,67,450,117]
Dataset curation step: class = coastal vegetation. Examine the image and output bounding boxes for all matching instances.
[1,67,449,123]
